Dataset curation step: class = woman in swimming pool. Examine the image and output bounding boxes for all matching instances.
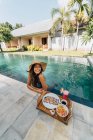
[27,61,48,94]
[27,61,59,94]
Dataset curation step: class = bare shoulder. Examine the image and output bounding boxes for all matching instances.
[39,73,44,78]
[39,73,45,80]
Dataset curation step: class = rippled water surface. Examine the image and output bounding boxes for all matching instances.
[0,53,93,102]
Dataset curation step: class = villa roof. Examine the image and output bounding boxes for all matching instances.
[11,19,53,37]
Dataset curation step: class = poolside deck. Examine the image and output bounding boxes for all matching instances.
[0,74,93,140]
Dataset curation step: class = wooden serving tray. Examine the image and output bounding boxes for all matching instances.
[36,91,72,125]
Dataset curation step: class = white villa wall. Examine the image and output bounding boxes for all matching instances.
[51,37,62,50]
[51,34,93,51]
[77,36,93,51]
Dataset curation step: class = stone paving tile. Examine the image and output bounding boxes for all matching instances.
[52,118,73,139]
[0,83,7,89]
[0,74,24,89]
[13,101,39,138]
[38,111,56,130]
[0,127,22,140]
[48,131,71,140]
[72,118,93,140]
[0,94,33,137]
[0,95,5,105]
[0,74,93,140]
[33,94,39,100]
[29,95,40,107]
[24,108,73,140]
[0,89,27,116]
[24,119,50,140]
[73,102,93,126]
[24,116,73,140]
[31,99,37,107]
[20,85,38,97]
[0,85,11,96]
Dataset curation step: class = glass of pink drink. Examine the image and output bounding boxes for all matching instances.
[63,90,69,100]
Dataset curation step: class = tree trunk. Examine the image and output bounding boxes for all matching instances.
[76,35,79,51]
[0,44,3,52]
[90,43,93,54]
[61,25,64,50]
[63,36,65,51]
[76,22,79,51]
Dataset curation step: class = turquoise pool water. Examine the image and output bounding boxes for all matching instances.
[0,53,93,107]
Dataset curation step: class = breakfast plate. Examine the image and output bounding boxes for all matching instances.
[56,104,69,117]
[42,93,60,109]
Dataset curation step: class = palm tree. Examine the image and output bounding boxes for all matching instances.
[51,7,71,50]
[68,0,89,15]
[63,20,75,34]
[74,10,87,50]
[82,19,93,53]
[88,0,93,18]
[68,0,89,50]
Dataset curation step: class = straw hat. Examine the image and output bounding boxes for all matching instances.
[28,61,47,72]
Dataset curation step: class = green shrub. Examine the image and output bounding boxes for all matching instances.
[27,45,33,51]
[27,45,42,51]
[22,45,28,51]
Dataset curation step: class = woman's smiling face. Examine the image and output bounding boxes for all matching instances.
[34,64,42,74]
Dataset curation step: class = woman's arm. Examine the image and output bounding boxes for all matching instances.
[39,74,48,91]
[27,73,43,94]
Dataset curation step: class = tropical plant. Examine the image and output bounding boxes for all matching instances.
[0,22,13,30]
[68,0,89,15]
[68,0,89,34]
[75,11,87,33]
[68,0,89,50]
[82,18,93,53]
[51,7,71,50]
[0,25,13,42]
[27,45,42,51]
[22,45,28,51]
[14,23,23,29]
[88,0,93,18]
[0,34,3,42]
[64,20,75,34]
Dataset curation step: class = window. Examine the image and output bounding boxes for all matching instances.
[42,38,47,45]
[28,39,32,45]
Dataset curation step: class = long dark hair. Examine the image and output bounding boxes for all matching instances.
[29,63,43,87]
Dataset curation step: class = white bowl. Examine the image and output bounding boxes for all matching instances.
[61,99,67,106]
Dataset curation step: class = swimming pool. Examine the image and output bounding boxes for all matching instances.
[0,53,93,107]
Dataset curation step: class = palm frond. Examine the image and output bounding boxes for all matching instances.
[89,0,93,18]
[82,31,91,45]
[51,8,60,18]
[68,0,76,8]
[83,3,90,15]
[50,18,62,35]
[82,18,93,44]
